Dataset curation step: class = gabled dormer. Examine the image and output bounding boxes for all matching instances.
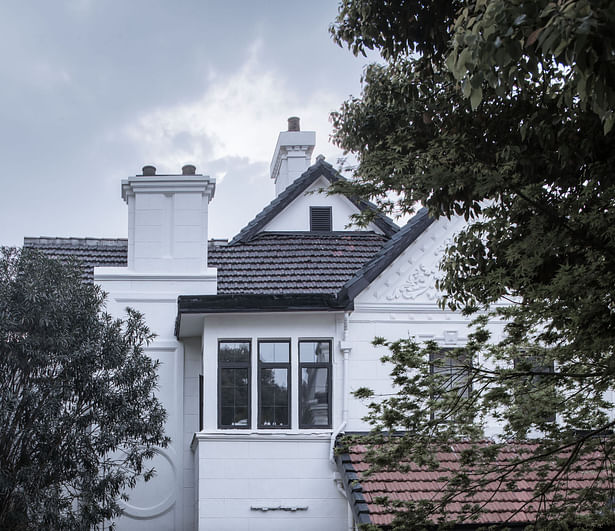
[229,159,399,245]
[230,119,398,245]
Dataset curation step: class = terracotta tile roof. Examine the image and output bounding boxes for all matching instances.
[338,441,614,528]
[209,231,388,294]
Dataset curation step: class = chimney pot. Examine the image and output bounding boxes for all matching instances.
[142,165,156,176]
[182,164,196,175]
[287,116,300,132]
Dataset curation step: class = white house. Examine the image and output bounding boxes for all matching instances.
[25,118,508,530]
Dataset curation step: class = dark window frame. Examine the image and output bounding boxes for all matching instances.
[298,339,332,429]
[217,339,252,429]
[257,339,291,429]
[310,206,332,232]
[514,352,556,423]
[429,347,472,421]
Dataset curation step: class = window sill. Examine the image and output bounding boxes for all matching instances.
[192,430,334,447]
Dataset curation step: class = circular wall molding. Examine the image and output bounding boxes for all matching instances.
[120,447,177,519]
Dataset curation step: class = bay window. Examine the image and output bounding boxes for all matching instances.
[216,338,332,429]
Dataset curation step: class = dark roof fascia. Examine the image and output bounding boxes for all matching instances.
[178,293,351,315]
[337,208,435,305]
[335,452,373,527]
[229,160,398,245]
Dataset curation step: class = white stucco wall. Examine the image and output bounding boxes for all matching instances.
[194,434,346,531]
[183,337,202,530]
[94,272,215,531]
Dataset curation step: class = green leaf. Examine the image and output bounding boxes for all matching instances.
[470,86,483,109]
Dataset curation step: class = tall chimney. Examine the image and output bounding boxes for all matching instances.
[270,116,315,195]
[121,166,216,274]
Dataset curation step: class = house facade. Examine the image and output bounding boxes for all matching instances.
[26,118,508,530]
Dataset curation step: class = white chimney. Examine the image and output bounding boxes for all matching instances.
[270,116,316,195]
[121,164,216,274]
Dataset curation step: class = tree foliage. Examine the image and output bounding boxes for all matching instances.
[331,0,615,527]
[0,248,169,530]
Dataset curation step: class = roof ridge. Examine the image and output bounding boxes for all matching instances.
[24,237,128,246]
[250,231,387,239]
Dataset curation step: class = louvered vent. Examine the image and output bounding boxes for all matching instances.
[310,207,332,232]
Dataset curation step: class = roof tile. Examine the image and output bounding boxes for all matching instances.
[338,441,614,527]
[24,231,388,295]
[209,231,387,295]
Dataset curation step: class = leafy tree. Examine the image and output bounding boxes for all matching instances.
[330,0,615,527]
[0,247,169,530]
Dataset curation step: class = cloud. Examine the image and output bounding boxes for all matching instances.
[116,39,344,178]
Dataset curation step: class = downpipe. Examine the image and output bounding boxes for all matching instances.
[330,311,351,463]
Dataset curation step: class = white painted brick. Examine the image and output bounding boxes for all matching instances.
[174,225,202,243]
[174,209,202,226]
[134,209,164,227]
[174,193,202,209]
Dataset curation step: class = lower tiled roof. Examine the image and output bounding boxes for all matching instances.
[24,232,388,295]
[209,232,387,294]
[338,441,613,528]
[23,237,128,283]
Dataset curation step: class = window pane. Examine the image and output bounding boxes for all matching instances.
[219,342,250,363]
[514,354,556,423]
[299,341,330,363]
[259,367,289,427]
[259,342,290,363]
[300,367,329,427]
[220,368,249,427]
[430,350,471,397]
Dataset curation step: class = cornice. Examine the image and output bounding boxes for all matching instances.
[121,174,216,202]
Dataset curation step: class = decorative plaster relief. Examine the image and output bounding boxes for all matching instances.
[385,236,453,302]
[120,448,176,519]
[361,216,468,306]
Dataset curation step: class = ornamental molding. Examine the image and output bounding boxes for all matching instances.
[119,447,177,519]
[361,216,467,306]
[384,235,453,302]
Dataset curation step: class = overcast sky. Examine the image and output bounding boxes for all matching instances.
[0,0,375,246]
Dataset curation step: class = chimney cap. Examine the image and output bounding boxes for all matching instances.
[142,165,156,176]
[182,164,197,175]
[287,116,300,132]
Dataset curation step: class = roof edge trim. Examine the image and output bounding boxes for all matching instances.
[177,293,352,315]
